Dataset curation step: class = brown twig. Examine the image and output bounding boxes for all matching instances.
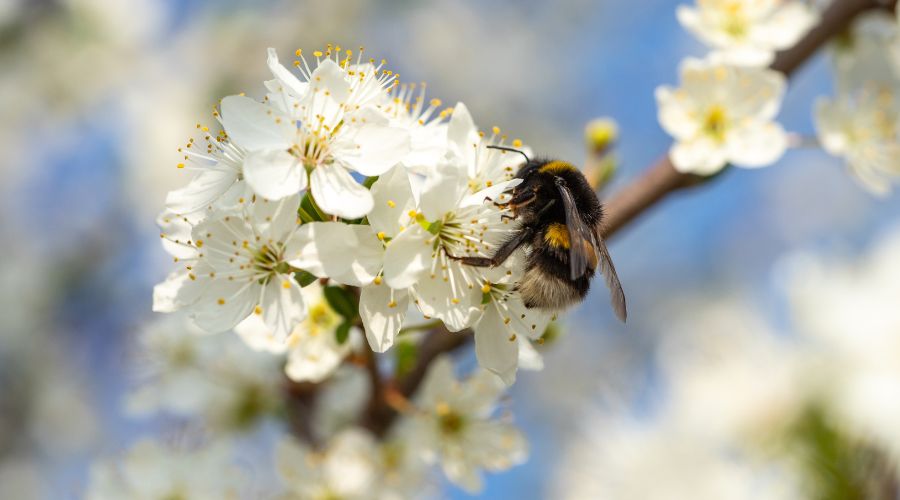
[602,0,889,236]
[353,0,889,437]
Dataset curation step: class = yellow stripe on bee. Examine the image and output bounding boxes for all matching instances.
[538,160,577,174]
[544,223,571,249]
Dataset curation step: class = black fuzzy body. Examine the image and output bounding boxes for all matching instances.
[510,159,604,310]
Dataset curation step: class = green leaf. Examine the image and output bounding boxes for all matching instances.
[324,285,358,320]
[363,176,379,188]
[394,341,418,377]
[293,270,318,288]
[335,321,352,344]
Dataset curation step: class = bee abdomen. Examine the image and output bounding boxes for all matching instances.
[516,266,590,310]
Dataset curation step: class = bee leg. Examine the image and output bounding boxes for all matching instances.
[447,227,534,267]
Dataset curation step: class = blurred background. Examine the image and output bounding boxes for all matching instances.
[2,0,900,498]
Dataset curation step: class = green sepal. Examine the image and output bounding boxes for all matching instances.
[293,270,318,288]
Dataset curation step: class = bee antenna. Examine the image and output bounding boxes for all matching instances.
[486,145,530,164]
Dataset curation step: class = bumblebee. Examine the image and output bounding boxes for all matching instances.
[451,146,626,322]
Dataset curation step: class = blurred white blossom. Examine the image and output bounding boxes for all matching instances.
[677,0,818,66]
[656,57,787,174]
[814,91,900,196]
[86,440,242,500]
[408,356,527,493]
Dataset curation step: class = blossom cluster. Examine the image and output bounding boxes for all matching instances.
[153,46,551,386]
[814,11,900,195]
[136,45,542,496]
[92,314,527,497]
[656,0,817,175]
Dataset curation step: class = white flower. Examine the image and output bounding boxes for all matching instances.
[126,315,222,416]
[833,11,900,94]
[277,429,380,500]
[551,415,801,500]
[378,82,451,171]
[381,162,518,332]
[127,315,283,430]
[153,195,308,339]
[86,440,242,500]
[164,117,252,216]
[472,258,553,385]
[287,165,411,353]
[409,356,527,493]
[787,228,900,457]
[445,102,529,194]
[677,0,818,66]
[235,281,363,383]
[814,90,900,196]
[220,48,410,218]
[656,57,788,174]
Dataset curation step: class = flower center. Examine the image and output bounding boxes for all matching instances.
[703,104,729,142]
[304,301,340,337]
[722,3,748,38]
[253,244,289,275]
[438,410,466,436]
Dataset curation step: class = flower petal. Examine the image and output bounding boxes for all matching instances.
[288,222,383,286]
[309,165,374,219]
[166,168,238,215]
[336,124,410,177]
[359,284,408,352]
[243,149,306,200]
[447,102,479,169]
[220,95,293,151]
[726,121,787,168]
[267,48,308,97]
[234,314,289,354]
[368,166,416,237]
[411,262,482,332]
[382,224,431,289]
[191,279,258,333]
[259,274,307,342]
[474,307,521,386]
[670,136,728,175]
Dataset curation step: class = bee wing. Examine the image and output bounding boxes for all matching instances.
[555,179,599,280]
[557,178,626,321]
[595,233,627,323]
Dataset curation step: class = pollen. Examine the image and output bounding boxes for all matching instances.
[373,276,383,285]
[283,281,292,289]
[377,231,386,240]
[313,50,323,57]
[544,223,571,249]
[407,210,417,218]
[295,48,302,57]
[492,126,500,135]
[176,163,185,169]
[451,298,460,304]
[195,239,204,248]
[387,200,396,208]
[217,298,226,305]
[430,98,442,107]
[508,334,517,342]
[388,300,398,308]
[254,306,263,315]
[481,283,491,293]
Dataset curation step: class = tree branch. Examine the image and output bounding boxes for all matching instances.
[601,0,889,237]
[360,0,891,436]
